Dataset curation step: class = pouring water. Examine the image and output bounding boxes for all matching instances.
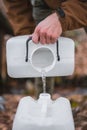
[41,69,46,93]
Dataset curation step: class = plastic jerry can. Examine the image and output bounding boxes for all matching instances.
[12,93,75,130]
[6,35,75,78]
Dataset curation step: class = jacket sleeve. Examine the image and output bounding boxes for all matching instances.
[3,0,35,35]
[59,0,87,31]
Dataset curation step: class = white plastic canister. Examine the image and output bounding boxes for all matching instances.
[12,93,75,130]
[6,35,75,77]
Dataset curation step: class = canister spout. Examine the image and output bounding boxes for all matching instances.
[39,93,51,116]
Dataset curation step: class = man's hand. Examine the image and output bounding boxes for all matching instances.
[32,12,62,44]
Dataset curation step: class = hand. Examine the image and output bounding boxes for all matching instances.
[32,12,62,44]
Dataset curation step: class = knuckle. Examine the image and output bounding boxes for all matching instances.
[50,35,56,40]
[52,36,56,40]
[40,29,46,35]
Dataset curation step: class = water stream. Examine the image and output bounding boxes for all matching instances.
[41,70,46,93]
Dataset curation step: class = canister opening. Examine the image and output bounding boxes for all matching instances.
[31,47,56,72]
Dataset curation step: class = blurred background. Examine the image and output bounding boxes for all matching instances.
[0,1,87,130]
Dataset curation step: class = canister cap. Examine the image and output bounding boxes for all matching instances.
[39,93,51,100]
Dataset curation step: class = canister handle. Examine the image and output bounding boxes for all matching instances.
[25,36,60,62]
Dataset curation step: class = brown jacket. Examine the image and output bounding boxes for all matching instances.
[3,0,87,35]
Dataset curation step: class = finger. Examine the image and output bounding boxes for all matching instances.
[51,34,58,44]
[48,36,56,44]
[32,33,39,44]
[40,31,46,44]
[32,26,41,44]
[46,33,51,44]
[46,33,56,44]
[39,28,47,44]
